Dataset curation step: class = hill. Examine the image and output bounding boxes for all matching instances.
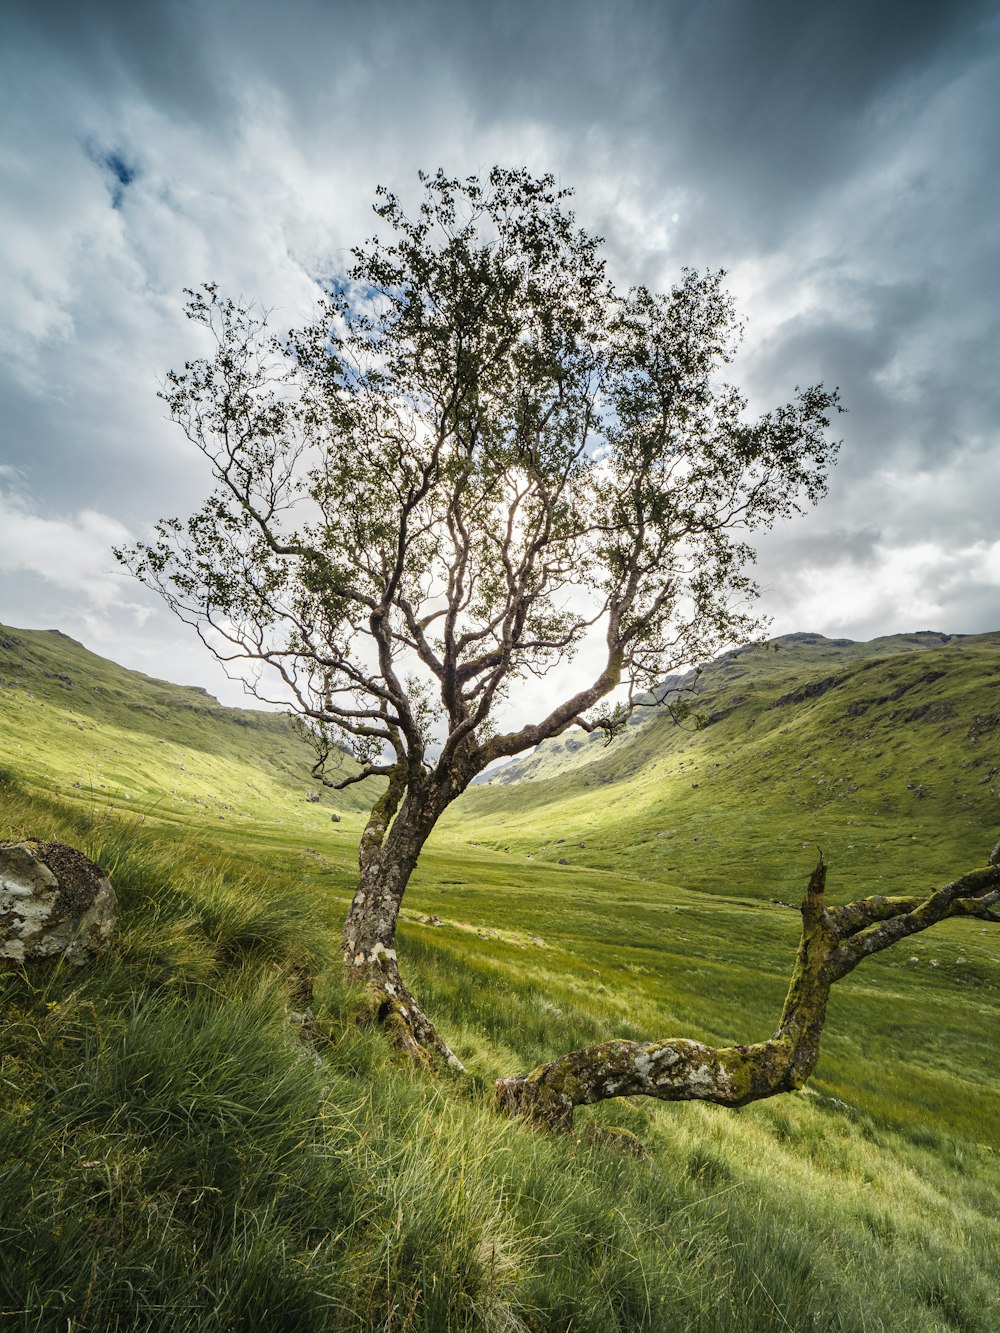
[477,629,987,785]
[0,622,376,824]
[1,623,999,1330]
[451,629,1000,902]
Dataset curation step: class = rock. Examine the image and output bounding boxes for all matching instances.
[558,858,569,865]
[427,914,443,927]
[305,791,321,803]
[330,813,342,823]
[969,714,999,742]
[0,840,117,965]
[989,840,1000,867]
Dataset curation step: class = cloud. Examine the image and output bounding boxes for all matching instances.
[1,0,998,707]
[0,480,269,706]
[760,534,1000,642]
[0,484,135,607]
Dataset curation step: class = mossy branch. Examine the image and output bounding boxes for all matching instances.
[496,854,1000,1129]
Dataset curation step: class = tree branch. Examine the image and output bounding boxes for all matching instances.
[496,855,1000,1129]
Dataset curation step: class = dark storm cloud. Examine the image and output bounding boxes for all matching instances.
[435,0,994,234]
[11,0,233,125]
[12,0,997,261]
[2,0,999,696]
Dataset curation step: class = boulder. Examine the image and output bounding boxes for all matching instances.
[0,840,117,965]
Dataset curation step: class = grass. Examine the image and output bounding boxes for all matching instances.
[2,624,1000,1329]
[0,623,377,825]
[456,630,1000,901]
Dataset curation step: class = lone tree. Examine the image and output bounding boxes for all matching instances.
[120,169,999,1111]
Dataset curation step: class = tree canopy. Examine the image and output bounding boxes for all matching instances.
[123,168,839,796]
[120,167,850,1068]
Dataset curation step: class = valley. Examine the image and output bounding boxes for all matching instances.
[1,621,998,1331]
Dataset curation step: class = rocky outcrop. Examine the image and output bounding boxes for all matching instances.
[773,675,843,707]
[0,840,117,965]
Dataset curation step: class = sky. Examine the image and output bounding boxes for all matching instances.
[1,0,999,712]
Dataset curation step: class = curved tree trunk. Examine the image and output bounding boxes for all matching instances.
[341,767,466,1071]
[496,857,1000,1129]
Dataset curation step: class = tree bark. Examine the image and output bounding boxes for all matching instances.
[496,857,1000,1129]
[341,769,466,1071]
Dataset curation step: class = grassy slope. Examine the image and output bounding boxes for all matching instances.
[0,623,378,825]
[2,624,1000,1331]
[452,630,1000,899]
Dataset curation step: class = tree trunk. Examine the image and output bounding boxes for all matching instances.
[342,776,465,1071]
[496,857,1000,1128]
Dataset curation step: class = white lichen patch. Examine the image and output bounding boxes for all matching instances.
[369,943,397,963]
[653,1045,682,1065]
[633,1051,655,1079]
[0,841,116,965]
[686,1062,721,1093]
[635,1044,682,1081]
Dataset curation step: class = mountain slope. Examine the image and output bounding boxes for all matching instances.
[2,624,1000,1329]
[449,630,1000,902]
[0,622,374,822]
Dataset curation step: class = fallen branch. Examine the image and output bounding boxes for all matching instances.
[496,852,1000,1129]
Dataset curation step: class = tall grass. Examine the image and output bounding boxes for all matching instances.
[3,774,1000,1330]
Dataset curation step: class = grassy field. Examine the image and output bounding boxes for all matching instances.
[1,624,999,1330]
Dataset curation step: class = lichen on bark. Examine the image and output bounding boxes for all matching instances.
[341,763,467,1072]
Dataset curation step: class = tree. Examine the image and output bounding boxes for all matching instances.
[122,167,860,1079]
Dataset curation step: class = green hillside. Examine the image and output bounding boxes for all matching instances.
[453,630,1000,902]
[0,622,377,824]
[2,623,999,1331]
